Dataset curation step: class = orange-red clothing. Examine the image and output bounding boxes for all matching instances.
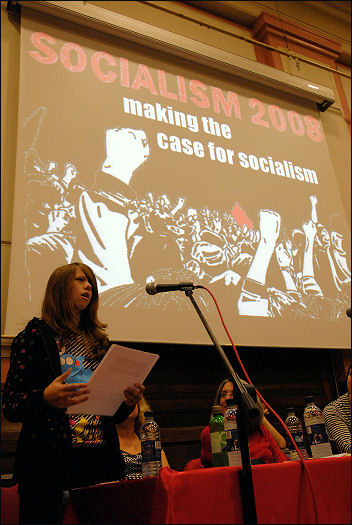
[201,424,287,466]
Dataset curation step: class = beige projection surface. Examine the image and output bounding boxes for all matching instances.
[5,11,351,348]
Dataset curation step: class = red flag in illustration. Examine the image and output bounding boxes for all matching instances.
[231,202,254,229]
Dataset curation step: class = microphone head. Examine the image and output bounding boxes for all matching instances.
[146,282,157,295]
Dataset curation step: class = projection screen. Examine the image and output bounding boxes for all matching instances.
[5,10,351,348]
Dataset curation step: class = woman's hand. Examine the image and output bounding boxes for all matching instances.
[124,383,145,406]
[43,369,90,409]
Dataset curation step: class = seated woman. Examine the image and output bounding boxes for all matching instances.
[323,364,351,454]
[201,378,288,466]
[116,396,170,479]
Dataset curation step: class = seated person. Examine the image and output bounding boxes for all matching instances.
[323,365,351,454]
[116,396,170,479]
[201,378,288,466]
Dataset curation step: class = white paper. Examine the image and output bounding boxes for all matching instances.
[67,344,159,416]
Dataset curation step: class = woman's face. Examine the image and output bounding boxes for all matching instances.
[219,381,234,414]
[70,267,92,317]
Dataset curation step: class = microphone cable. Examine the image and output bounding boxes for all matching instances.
[201,285,319,523]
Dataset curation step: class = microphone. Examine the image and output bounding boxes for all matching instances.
[146,281,202,295]
[347,307,351,318]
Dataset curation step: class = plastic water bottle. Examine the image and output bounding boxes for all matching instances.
[224,398,242,467]
[209,405,229,467]
[303,396,332,459]
[285,407,309,460]
[140,410,162,477]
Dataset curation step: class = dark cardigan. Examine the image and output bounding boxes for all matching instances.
[2,317,134,486]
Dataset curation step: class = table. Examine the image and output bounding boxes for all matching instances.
[64,455,350,524]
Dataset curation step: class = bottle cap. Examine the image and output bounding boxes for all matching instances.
[144,410,154,418]
[225,398,237,406]
[304,395,314,403]
[211,405,222,414]
[286,407,295,412]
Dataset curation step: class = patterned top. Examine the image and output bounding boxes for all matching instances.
[2,317,134,485]
[121,450,143,480]
[323,393,351,454]
[58,333,105,447]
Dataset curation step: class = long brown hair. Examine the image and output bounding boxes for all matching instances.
[214,378,263,435]
[41,262,108,356]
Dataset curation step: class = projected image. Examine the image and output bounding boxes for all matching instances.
[6,15,350,347]
[237,198,351,318]
[24,108,350,322]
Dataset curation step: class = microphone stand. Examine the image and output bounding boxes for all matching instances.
[185,289,258,525]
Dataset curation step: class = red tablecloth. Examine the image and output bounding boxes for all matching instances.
[64,455,351,524]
